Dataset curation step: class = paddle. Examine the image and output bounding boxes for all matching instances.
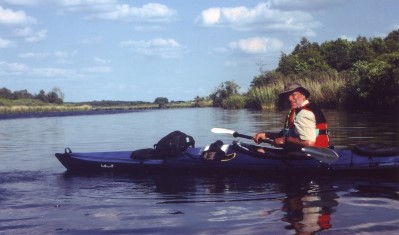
[211,128,339,164]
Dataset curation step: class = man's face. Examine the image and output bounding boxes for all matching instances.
[287,91,305,108]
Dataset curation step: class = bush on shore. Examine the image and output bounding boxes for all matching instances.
[210,29,399,111]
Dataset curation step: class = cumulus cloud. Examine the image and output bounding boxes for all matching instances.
[120,38,185,58]
[229,37,283,54]
[0,5,37,25]
[197,2,320,36]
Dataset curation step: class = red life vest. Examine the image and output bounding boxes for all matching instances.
[283,102,329,148]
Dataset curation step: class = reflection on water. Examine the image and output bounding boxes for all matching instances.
[0,108,398,234]
[1,171,399,234]
[281,180,338,234]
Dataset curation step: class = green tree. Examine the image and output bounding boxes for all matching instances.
[349,36,375,64]
[384,29,399,52]
[154,97,169,108]
[277,38,330,74]
[321,38,352,71]
[36,90,48,102]
[370,37,387,54]
[13,89,33,100]
[0,87,13,99]
[209,81,240,107]
[343,60,399,109]
[46,87,64,104]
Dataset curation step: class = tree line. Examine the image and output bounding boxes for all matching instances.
[210,29,399,111]
[0,87,64,104]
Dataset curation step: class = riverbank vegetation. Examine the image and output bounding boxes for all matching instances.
[210,29,399,111]
[0,89,196,114]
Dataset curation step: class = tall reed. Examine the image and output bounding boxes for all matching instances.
[244,72,346,110]
[223,95,246,109]
[246,83,282,109]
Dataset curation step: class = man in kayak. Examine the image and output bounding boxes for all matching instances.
[253,82,329,149]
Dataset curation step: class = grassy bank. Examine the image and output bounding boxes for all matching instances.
[223,72,347,110]
[0,98,201,115]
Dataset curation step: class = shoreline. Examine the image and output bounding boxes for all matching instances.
[0,108,156,120]
[0,102,201,120]
[0,104,208,120]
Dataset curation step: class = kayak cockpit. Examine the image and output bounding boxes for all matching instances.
[231,141,311,160]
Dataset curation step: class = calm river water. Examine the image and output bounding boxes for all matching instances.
[1,108,398,234]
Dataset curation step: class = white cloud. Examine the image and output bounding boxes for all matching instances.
[339,35,356,41]
[229,37,284,54]
[17,50,78,64]
[18,52,50,59]
[0,5,37,25]
[2,0,44,6]
[0,61,29,75]
[80,36,103,45]
[200,8,221,25]
[82,3,176,22]
[82,66,111,73]
[0,37,16,48]
[0,60,110,78]
[94,57,110,64]
[197,2,319,36]
[120,38,185,58]
[31,67,79,78]
[269,0,344,10]
[58,0,117,12]
[53,50,78,64]
[14,27,48,42]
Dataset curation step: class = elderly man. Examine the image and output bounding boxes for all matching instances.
[253,82,329,149]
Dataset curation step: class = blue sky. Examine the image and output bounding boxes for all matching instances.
[0,0,398,102]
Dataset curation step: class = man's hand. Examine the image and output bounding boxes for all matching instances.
[274,136,286,146]
[253,132,267,144]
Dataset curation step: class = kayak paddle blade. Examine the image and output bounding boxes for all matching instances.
[211,128,236,135]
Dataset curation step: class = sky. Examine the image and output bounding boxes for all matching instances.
[0,0,398,102]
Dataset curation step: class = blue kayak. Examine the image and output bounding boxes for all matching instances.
[55,141,399,176]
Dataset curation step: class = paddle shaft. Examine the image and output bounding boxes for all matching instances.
[233,132,274,145]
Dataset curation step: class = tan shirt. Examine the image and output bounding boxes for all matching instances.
[293,100,317,141]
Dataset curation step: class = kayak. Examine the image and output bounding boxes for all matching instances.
[54,141,399,177]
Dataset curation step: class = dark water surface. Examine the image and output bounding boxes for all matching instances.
[1,108,398,234]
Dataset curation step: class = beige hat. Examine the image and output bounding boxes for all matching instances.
[279,82,310,98]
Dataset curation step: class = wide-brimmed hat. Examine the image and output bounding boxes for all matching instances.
[279,82,310,98]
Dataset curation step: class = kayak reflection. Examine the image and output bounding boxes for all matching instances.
[281,180,338,235]
[133,173,340,234]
